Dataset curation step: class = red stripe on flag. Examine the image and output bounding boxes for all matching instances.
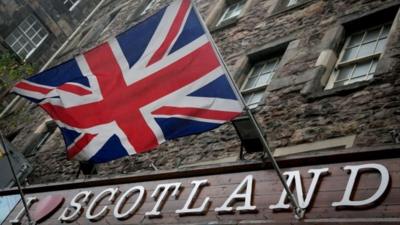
[147,0,191,65]
[58,83,92,96]
[152,106,240,121]
[15,81,52,95]
[84,42,161,152]
[67,133,97,160]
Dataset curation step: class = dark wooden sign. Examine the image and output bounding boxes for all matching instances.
[5,158,400,225]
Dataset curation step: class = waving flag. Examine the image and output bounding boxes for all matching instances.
[12,0,243,163]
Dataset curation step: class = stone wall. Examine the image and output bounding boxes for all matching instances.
[1,0,400,185]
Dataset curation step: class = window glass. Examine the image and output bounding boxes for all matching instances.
[33,23,41,31]
[336,65,353,81]
[257,73,272,87]
[32,36,42,45]
[358,41,376,56]
[370,59,378,73]
[27,15,35,24]
[342,47,358,61]
[352,61,371,78]
[244,91,264,108]
[0,195,20,224]
[20,21,30,31]
[38,30,47,39]
[244,77,257,90]
[13,42,22,52]
[375,39,387,53]
[363,28,380,43]
[348,33,363,47]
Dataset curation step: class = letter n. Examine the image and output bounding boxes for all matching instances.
[269,168,329,210]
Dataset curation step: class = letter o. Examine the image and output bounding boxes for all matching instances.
[114,186,145,220]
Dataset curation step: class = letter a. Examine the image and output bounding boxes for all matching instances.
[215,175,256,213]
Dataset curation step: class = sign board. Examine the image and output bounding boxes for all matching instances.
[4,158,400,225]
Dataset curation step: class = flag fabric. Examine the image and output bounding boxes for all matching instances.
[12,0,243,163]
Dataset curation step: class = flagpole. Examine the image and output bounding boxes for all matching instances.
[190,1,304,219]
[0,132,36,225]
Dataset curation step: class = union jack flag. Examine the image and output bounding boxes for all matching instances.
[12,0,243,163]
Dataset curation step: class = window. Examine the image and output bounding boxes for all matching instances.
[5,15,48,60]
[216,0,245,26]
[273,0,308,12]
[0,195,20,224]
[241,57,280,108]
[287,0,298,7]
[326,23,391,89]
[63,0,81,11]
[141,0,159,16]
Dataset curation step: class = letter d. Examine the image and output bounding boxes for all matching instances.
[332,163,390,207]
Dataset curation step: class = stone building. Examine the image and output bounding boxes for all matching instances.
[0,0,400,224]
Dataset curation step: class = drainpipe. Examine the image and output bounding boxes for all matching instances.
[0,0,107,118]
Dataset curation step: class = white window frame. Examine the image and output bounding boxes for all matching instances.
[216,0,245,26]
[141,0,159,16]
[5,15,48,60]
[325,23,392,89]
[241,57,281,108]
[63,0,81,11]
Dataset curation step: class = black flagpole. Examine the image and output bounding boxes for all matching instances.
[0,132,36,225]
[191,0,304,219]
